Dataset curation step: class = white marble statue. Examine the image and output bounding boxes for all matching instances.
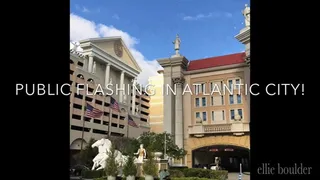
[172,34,181,56]
[91,137,132,171]
[134,144,146,163]
[92,61,96,74]
[91,138,111,170]
[242,4,250,27]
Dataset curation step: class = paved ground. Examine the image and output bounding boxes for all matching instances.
[228,172,250,180]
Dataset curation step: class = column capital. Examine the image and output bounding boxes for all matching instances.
[173,77,185,85]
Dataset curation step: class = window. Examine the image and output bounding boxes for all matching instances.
[237,94,242,104]
[238,109,243,118]
[196,112,200,120]
[202,97,206,107]
[195,98,200,107]
[194,84,200,94]
[229,95,234,104]
[228,80,233,89]
[211,111,214,121]
[210,82,214,92]
[235,79,240,86]
[221,95,224,105]
[230,109,235,120]
[211,96,214,106]
[222,110,225,120]
[202,112,207,121]
[201,83,206,93]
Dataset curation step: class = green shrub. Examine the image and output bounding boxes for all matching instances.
[105,145,119,176]
[181,168,228,180]
[142,153,158,176]
[171,178,217,180]
[169,169,185,177]
[123,155,137,176]
[94,176,108,180]
[81,169,105,178]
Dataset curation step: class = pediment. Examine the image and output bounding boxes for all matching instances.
[81,37,142,72]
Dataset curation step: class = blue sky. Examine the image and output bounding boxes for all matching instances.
[70,0,249,84]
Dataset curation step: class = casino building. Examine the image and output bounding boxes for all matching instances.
[153,10,250,171]
[69,37,151,156]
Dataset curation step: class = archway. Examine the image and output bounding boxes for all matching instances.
[192,144,250,172]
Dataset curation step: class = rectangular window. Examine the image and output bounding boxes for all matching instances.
[202,97,206,107]
[196,112,200,118]
[221,95,224,105]
[238,109,243,119]
[202,112,207,121]
[229,95,234,104]
[230,110,235,120]
[211,111,214,121]
[237,94,242,104]
[211,96,214,106]
[200,83,206,93]
[228,80,233,89]
[222,110,225,120]
[195,98,200,107]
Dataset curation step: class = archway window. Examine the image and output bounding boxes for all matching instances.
[77,74,84,79]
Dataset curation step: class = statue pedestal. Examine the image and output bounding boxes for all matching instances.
[136,162,143,177]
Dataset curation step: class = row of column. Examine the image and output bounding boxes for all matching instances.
[84,54,136,111]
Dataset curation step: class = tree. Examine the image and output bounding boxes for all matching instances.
[123,155,137,177]
[105,144,119,177]
[108,136,140,156]
[75,138,98,167]
[138,132,187,159]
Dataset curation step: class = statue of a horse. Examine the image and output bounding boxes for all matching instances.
[91,138,131,171]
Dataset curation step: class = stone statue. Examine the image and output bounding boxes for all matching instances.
[92,61,96,74]
[91,137,133,171]
[91,138,111,170]
[134,144,146,163]
[172,34,181,56]
[242,4,250,27]
[109,78,113,85]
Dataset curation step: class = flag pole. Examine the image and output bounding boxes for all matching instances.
[80,105,86,153]
[108,107,112,137]
[127,112,129,138]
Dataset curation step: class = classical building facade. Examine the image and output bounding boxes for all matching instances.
[70,37,150,152]
[148,70,164,133]
[156,8,250,169]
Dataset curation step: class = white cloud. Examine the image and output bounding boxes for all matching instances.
[183,12,232,21]
[70,13,162,85]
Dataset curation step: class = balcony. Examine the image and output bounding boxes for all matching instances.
[188,121,249,136]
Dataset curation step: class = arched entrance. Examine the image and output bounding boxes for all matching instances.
[192,145,250,172]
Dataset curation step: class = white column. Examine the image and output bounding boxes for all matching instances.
[174,78,184,149]
[88,55,93,73]
[163,73,174,135]
[131,78,137,114]
[105,64,110,88]
[119,71,125,103]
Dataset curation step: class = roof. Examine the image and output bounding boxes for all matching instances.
[187,52,245,71]
[70,49,85,58]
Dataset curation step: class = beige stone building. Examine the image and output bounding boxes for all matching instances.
[156,17,250,171]
[148,70,164,133]
[69,37,150,154]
